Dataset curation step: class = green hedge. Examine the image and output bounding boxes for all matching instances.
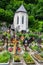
[28,33,39,38]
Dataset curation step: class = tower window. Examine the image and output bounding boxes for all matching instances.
[17,16,19,24]
[22,16,24,24]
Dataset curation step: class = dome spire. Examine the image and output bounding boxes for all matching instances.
[16,5,27,13]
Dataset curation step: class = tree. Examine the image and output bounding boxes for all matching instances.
[0,8,5,21]
[35,7,43,20]
[0,0,10,9]
[5,10,14,23]
[0,0,43,32]
[0,8,14,23]
[25,4,34,15]
[24,0,38,4]
[6,0,23,12]
[29,16,35,27]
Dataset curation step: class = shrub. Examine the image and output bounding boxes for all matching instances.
[0,51,12,63]
[29,33,39,38]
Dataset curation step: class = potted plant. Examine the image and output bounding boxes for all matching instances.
[0,51,12,65]
[23,52,35,65]
[13,55,23,65]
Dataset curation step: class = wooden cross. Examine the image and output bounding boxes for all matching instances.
[12,38,19,54]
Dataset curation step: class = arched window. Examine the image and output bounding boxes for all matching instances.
[17,16,19,24]
[22,16,24,24]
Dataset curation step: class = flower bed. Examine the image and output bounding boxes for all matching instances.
[23,52,35,65]
[13,55,23,65]
[29,45,41,53]
[33,53,43,63]
[0,51,12,65]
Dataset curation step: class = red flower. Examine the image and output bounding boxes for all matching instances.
[8,47,13,52]
[18,47,21,51]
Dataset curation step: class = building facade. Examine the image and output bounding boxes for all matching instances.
[13,5,28,32]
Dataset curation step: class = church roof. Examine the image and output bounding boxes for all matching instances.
[16,5,27,13]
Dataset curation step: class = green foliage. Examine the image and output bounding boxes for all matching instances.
[3,31,11,40]
[40,52,43,58]
[29,16,35,27]
[0,0,43,32]
[0,40,3,46]
[5,10,13,23]
[28,33,39,38]
[31,45,39,51]
[0,0,10,9]
[14,55,20,62]
[0,51,12,63]
[6,0,23,12]
[23,52,35,63]
[17,32,22,37]
[30,45,42,52]
[0,8,5,21]
[0,8,13,23]
[24,0,38,4]
[40,35,43,38]
[38,21,43,32]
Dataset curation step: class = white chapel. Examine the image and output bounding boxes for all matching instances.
[13,5,28,32]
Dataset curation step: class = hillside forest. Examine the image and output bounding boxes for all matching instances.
[0,0,43,32]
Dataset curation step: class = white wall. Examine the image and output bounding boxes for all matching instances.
[13,12,28,31]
